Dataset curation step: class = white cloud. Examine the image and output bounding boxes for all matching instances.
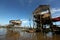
[20,19,29,26]
[20,19,33,27]
[50,8,60,18]
[38,8,60,14]
[21,19,29,23]
[22,20,29,23]
[50,8,60,13]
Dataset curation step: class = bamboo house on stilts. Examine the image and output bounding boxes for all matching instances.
[33,5,53,32]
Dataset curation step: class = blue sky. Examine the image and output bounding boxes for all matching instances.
[0,0,60,26]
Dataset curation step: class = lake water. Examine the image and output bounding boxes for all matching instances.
[0,28,60,40]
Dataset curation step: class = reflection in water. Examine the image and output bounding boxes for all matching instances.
[0,28,60,40]
[0,28,7,35]
[46,32,53,38]
[6,28,20,40]
[6,32,19,40]
[0,28,7,40]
